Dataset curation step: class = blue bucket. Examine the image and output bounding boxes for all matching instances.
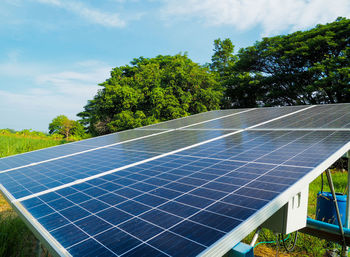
[316,192,347,226]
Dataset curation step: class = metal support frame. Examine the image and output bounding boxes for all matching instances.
[250,227,261,247]
[36,239,42,257]
[325,169,347,254]
[345,151,350,256]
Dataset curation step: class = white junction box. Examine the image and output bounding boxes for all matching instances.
[263,187,309,234]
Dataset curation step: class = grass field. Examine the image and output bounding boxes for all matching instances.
[0,132,348,256]
[0,135,64,158]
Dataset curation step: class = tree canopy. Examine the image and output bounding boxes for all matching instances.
[49,115,85,139]
[78,54,222,135]
[232,17,350,106]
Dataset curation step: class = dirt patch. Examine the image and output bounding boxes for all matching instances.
[254,244,291,257]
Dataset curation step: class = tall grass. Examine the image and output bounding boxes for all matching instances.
[0,132,65,257]
[0,135,64,158]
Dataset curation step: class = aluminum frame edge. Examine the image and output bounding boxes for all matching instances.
[0,184,72,257]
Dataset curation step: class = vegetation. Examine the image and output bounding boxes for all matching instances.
[78,54,222,135]
[212,17,350,108]
[75,18,350,134]
[0,129,66,158]
[48,115,87,140]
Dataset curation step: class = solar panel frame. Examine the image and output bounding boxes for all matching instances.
[2,104,350,257]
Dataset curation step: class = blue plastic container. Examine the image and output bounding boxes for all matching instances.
[316,192,347,226]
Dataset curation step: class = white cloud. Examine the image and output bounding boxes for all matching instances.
[0,59,111,131]
[35,0,126,27]
[161,0,350,35]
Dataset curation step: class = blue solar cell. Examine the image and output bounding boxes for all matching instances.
[140,209,182,229]
[80,199,109,213]
[122,243,167,257]
[190,211,240,233]
[96,193,126,206]
[38,212,70,231]
[117,200,150,215]
[134,194,168,207]
[75,215,112,236]
[118,218,163,241]
[60,206,90,222]
[95,227,142,256]
[68,238,114,257]
[97,207,133,226]
[159,202,198,218]
[148,231,206,257]
[170,220,225,246]
[51,224,89,248]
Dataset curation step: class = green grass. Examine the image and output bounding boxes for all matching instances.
[0,135,65,158]
[0,212,36,257]
[0,133,65,257]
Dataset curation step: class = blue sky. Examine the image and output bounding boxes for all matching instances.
[1,0,349,132]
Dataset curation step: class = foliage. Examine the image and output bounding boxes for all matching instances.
[210,38,262,108]
[78,54,223,135]
[0,132,66,158]
[49,115,86,139]
[233,17,350,106]
[0,212,36,257]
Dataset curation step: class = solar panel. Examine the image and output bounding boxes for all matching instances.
[1,104,350,257]
[254,103,350,130]
[137,109,248,130]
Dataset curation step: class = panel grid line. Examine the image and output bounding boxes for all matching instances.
[14,106,315,203]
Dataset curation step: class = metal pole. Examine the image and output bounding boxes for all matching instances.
[326,169,347,254]
[345,151,350,256]
[36,239,41,257]
[250,227,261,247]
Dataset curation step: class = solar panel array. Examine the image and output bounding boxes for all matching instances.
[1,104,350,257]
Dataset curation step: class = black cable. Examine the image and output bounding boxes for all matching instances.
[321,172,324,193]
[281,232,298,252]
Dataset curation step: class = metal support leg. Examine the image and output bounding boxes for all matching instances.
[36,239,41,257]
[345,151,350,256]
[250,227,261,247]
[326,169,347,255]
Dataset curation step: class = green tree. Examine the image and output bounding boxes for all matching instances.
[235,17,350,106]
[210,38,237,77]
[78,54,222,135]
[49,115,85,139]
[210,38,261,108]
